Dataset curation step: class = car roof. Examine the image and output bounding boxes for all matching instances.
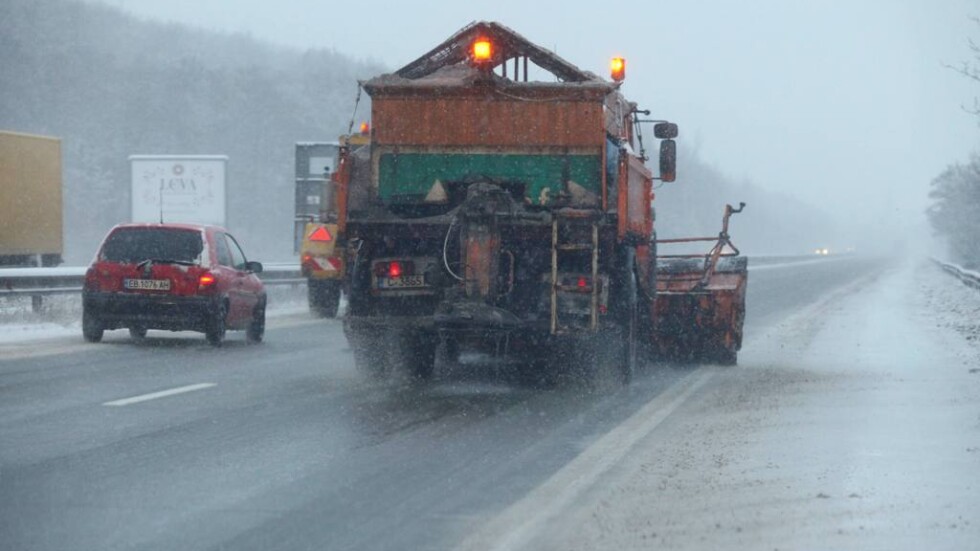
[109,223,226,233]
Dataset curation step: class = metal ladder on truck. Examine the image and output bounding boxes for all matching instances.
[551,211,599,334]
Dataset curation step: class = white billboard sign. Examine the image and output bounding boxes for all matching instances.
[130,155,227,226]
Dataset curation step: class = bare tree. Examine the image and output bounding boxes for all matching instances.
[946,16,980,117]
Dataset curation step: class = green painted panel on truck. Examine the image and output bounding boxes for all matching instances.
[378,152,601,205]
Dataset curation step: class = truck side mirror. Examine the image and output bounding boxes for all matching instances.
[654,122,678,139]
[659,139,677,183]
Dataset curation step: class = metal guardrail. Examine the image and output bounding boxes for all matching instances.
[0,264,305,311]
[934,259,980,291]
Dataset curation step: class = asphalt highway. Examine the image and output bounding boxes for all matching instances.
[0,256,883,551]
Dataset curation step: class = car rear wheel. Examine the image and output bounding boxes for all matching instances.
[205,303,227,347]
[246,301,266,344]
[82,308,104,343]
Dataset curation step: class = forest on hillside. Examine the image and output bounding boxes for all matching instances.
[0,0,381,263]
[1,0,835,263]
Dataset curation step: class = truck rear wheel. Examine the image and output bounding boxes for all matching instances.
[351,340,387,379]
[403,333,437,380]
[348,328,436,381]
[519,346,561,388]
[308,279,341,318]
[583,328,631,390]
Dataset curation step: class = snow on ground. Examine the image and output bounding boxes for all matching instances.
[533,259,980,550]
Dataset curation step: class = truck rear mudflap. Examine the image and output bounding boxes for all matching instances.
[653,203,747,365]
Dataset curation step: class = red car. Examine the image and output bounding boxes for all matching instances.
[82,223,266,346]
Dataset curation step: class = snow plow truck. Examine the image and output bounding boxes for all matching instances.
[329,22,747,381]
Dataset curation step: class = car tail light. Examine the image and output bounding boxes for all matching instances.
[198,272,217,291]
[84,267,100,292]
[373,260,415,279]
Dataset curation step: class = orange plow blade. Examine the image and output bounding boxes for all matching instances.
[652,203,747,365]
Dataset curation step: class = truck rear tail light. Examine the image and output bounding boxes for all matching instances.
[561,275,593,292]
[373,260,415,279]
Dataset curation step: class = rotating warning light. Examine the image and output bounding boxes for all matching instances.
[359,121,370,135]
[610,57,626,82]
[472,38,493,62]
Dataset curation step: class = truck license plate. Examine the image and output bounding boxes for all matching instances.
[378,275,426,289]
[123,278,171,291]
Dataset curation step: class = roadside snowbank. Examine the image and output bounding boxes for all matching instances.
[526,260,980,550]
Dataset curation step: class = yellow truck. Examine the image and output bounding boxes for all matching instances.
[0,130,63,267]
[296,133,369,317]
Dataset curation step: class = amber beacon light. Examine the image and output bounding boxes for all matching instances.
[610,57,626,82]
[472,38,493,62]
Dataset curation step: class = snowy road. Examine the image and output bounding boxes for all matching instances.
[2,257,976,550]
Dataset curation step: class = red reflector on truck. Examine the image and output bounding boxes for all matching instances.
[308,226,332,242]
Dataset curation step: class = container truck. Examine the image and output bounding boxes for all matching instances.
[0,130,63,267]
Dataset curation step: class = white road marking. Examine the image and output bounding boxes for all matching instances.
[456,368,718,551]
[102,383,216,407]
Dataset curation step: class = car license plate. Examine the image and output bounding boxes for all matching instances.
[378,275,426,289]
[123,278,171,291]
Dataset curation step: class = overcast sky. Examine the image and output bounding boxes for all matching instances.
[93,0,978,245]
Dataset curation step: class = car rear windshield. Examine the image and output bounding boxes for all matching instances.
[101,228,203,264]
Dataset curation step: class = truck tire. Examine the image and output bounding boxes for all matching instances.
[308,279,341,318]
[608,247,638,384]
[404,333,438,380]
[347,326,388,379]
[585,328,630,390]
[519,347,560,388]
[715,347,738,366]
[618,270,639,383]
[129,326,147,339]
[82,308,104,343]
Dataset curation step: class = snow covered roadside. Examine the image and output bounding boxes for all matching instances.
[526,260,980,550]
